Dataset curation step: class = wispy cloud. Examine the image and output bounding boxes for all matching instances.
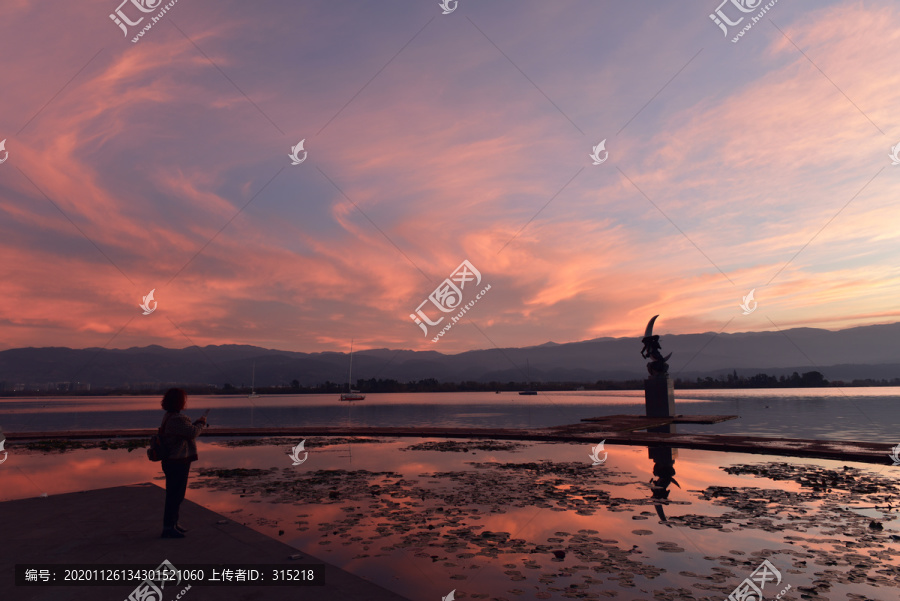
[1,1,898,353]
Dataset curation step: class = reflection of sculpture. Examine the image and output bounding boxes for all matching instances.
[650,455,679,500]
[648,445,680,522]
[641,315,671,376]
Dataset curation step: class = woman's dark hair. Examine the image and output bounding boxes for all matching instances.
[161,388,187,412]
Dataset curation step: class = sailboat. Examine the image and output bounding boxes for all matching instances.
[518,359,538,395]
[248,361,261,399]
[339,340,365,402]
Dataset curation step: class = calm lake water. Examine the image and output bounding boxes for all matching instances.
[2,387,899,441]
[3,389,900,600]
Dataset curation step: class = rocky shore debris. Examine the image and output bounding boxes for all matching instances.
[402,440,525,453]
[212,436,383,448]
[19,438,147,453]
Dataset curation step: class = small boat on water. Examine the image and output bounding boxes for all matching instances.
[339,340,365,402]
[519,359,538,395]
[248,361,260,399]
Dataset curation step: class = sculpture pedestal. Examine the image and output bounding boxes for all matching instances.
[644,375,675,418]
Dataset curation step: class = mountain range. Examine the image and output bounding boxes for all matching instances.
[1,321,900,389]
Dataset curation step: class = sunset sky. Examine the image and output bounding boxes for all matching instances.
[1,0,899,354]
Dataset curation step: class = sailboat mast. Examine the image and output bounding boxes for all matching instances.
[347,339,354,392]
[248,360,260,398]
[338,339,365,401]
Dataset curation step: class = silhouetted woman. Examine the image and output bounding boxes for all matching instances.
[159,388,205,538]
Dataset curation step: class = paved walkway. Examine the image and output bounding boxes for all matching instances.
[0,483,412,601]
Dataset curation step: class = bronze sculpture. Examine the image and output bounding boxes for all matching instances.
[640,315,671,376]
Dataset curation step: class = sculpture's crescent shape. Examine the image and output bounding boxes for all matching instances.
[644,315,659,338]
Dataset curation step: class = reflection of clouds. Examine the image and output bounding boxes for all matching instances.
[0,449,164,502]
[2,438,884,600]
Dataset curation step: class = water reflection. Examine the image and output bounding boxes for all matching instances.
[646,424,681,522]
[648,446,680,522]
[5,388,900,441]
[4,437,900,601]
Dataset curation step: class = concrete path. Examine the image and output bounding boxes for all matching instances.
[0,483,412,601]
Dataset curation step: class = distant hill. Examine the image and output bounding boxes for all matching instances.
[1,321,900,390]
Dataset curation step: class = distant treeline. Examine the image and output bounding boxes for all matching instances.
[682,370,832,388]
[680,370,900,389]
[5,370,900,397]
